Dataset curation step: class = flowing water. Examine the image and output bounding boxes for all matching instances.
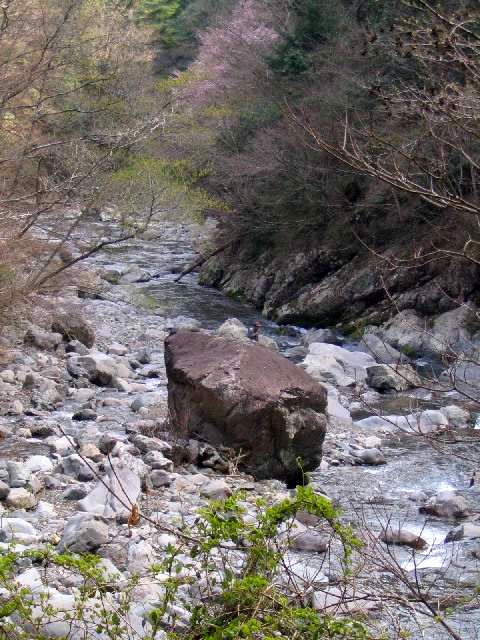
[77,221,480,637]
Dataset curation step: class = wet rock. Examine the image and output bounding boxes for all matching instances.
[52,313,95,348]
[58,513,109,552]
[366,364,421,392]
[200,479,231,500]
[381,526,428,550]
[420,491,470,519]
[6,488,37,509]
[352,448,386,466]
[303,343,375,387]
[77,463,141,519]
[119,264,150,284]
[24,327,62,351]
[216,318,248,341]
[72,408,97,421]
[445,522,480,542]
[165,331,327,483]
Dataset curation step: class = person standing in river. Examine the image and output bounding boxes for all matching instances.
[248,320,261,341]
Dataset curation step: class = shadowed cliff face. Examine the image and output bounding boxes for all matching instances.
[200,239,480,330]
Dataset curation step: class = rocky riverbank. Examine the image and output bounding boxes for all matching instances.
[0,223,479,638]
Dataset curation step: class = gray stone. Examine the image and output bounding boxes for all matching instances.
[108,342,128,356]
[440,405,470,427]
[131,434,171,454]
[166,315,201,332]
[303,328,340,346]
[8,461,32,488]
[200,479,231,500]
[98,433,120,455]
[58,513,109,552]
[144,450,173,471]
[52,313,95,348]
[70,352,131,386]
[216,318,249,341]
[445,522,480,542]
[130,393,164,413]
[0,480,9,500]
[62,485,89,500]
[257,335,279,351]
[290,527,328,553]
[359,333,405,364]
[77,464,141,519]
[367,364,421,392]
[60,454,95,481]
[420,491,470,519]
[303,342,375,387]
[6,488,37,509]
[24,455,54,474]
[0,518,37,544]
[24,328,62,351]
[150,470,172,488]
[353,448,386,466]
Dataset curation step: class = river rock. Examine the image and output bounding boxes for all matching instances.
[60,454,95,481]
[166,315,201,332]
[290,522,329,553]
[7,461,31,488]
[24,327,62,351]
[381,526,427,550]
[165,331,327,483]
[200,479,231,500]
[0,518,37,544]
[72,408,97,421]
[258,334,279,351]
[150,469,172,488]
[58,513,109,552]
[77,463,141,519]
[303,343,375,387]
[445,523,480,542]
[24,455,54,474]
[366,364,421,392]
[216,318,248,341]
[70,352,131,386]
[0,480,9,500]
[108,342,128,356]
[52,313,95,348]
[420,490,470,519]
[303,328,340,346]
[352,447,386,466]
[359,333,405,364]
[440,405,470,427]
[6,488,37,509]
[144,450,173,471]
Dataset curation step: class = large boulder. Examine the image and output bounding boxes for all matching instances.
[52,313,95,348]
[165,331,327,483]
